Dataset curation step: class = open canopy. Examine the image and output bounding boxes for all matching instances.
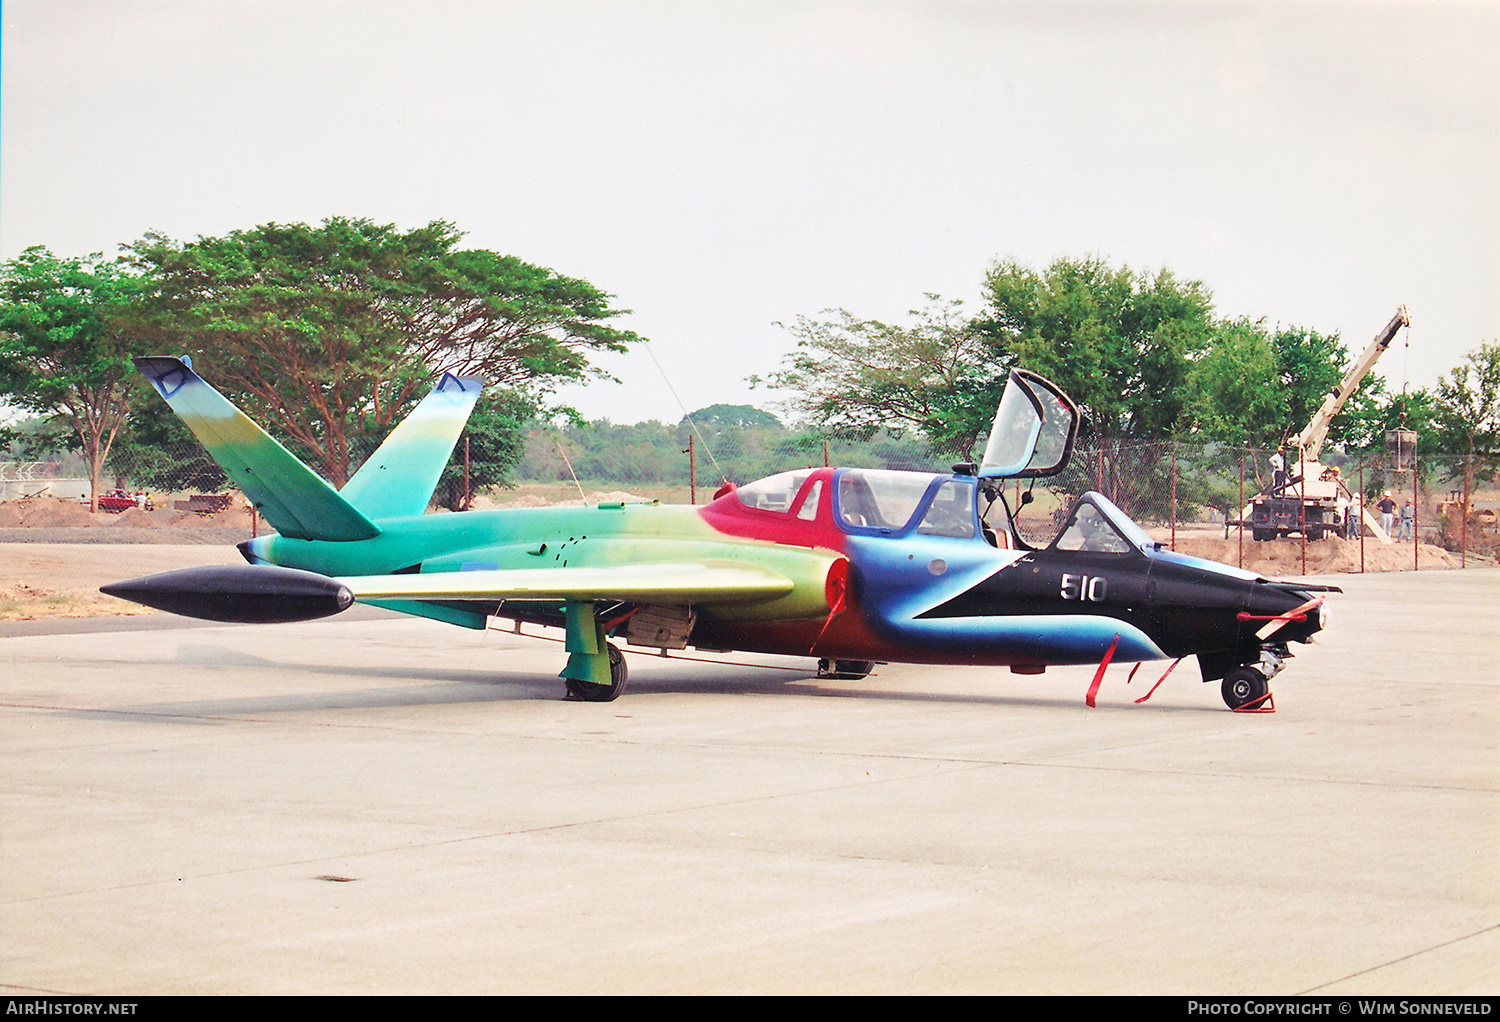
[978,369,1079,479]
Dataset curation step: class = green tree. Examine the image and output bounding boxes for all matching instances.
[1435,341,1500,505]
[127,218,641,484]
[0,247,148,511]
[106,391,229,494]
[684,404,783,430]
[974,256,1216,442]
[433,389,536,511]
[1184,318,1363,453]
[760,297,998,458]
[971,257,1217,509]
[1182,317,1286,447]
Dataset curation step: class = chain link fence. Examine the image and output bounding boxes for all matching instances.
[4,429,1496,567]
[1004,441,1499,566]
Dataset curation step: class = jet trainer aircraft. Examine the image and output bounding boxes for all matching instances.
[104,358,1333,709]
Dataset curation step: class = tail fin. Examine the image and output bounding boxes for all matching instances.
[340,373,485,519]
[136,357,380,542]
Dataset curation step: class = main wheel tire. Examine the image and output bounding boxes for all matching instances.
[818,658,876,680]
[1252,528,1272,542]
[1221,666,1268,710]
[565,643,629,702]
[1307,527,1325,542]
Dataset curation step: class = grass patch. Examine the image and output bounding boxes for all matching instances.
[0,585,155,621]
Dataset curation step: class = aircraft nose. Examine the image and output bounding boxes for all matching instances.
[1243,584,1327,643]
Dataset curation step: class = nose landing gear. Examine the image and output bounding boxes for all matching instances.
[1221,645,1288,711]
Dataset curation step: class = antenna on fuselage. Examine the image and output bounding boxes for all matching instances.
[554,436,588,505]
[644,341,730,486]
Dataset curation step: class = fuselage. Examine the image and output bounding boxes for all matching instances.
[241,467,1326,673]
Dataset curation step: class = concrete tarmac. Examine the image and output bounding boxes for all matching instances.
[2,569,1496,994]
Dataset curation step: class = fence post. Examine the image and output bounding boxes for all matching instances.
[1170,446,1177,552]
[1238,453,1244,570]
[1462,454,1469,568]
[1300,445,1307,576]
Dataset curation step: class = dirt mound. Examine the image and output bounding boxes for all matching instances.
[1169,534,1460,575]
[485,494,552,510]
[107,507,158,527]
[170,509,219,527]
[205,505,253,527]
[589,490,651,504]
[19,499,98,528]
[0,504,23,527]
[485,490,653,509]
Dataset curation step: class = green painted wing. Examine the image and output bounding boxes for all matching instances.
[337,562,796,606]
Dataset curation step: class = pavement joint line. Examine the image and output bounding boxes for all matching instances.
[1295,920,1500,994]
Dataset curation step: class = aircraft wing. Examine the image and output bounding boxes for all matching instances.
[337,562,797,606]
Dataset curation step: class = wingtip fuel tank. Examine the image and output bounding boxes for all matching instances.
[101,565,355,624]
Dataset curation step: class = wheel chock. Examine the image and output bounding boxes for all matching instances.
[1233,690,1276,713]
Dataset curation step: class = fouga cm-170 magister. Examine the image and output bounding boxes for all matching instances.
[103,357,1335,709]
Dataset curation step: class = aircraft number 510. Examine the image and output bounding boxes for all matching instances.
[1060,573,1107,602]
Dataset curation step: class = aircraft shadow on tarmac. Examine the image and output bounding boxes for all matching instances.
[82,652,1228,720]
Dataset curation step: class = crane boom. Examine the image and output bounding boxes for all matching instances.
[1295,305,1409,462]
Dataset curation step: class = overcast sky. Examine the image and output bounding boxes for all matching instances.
[3,0,1496,425]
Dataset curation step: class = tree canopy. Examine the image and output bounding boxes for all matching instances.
[1434,341,1500,499]
[127,218,641,484]
[758,296,998,457]
[1436,342,1500,459]
[1182,317,1355,449]
[766,255,1416,468]
[0,247,148,510]
[975,256,1217,443]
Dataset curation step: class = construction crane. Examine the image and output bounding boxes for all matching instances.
[1242,306,1409,543]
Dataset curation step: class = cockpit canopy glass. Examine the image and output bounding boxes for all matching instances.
[735,470,813,513]
[735,468,981,540]
[1046,492,1153,555]
[914,479,976,538]
[836,469,940,532]
[979,370,1079,479]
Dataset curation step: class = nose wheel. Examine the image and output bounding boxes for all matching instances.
[1221,667,1268,710]
[1220,645,1289,710]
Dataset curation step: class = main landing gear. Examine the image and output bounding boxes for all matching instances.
[565,642,629,702]
[817,659,876,680]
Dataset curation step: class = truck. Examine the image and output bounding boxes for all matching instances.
[1240,306,1409,542]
